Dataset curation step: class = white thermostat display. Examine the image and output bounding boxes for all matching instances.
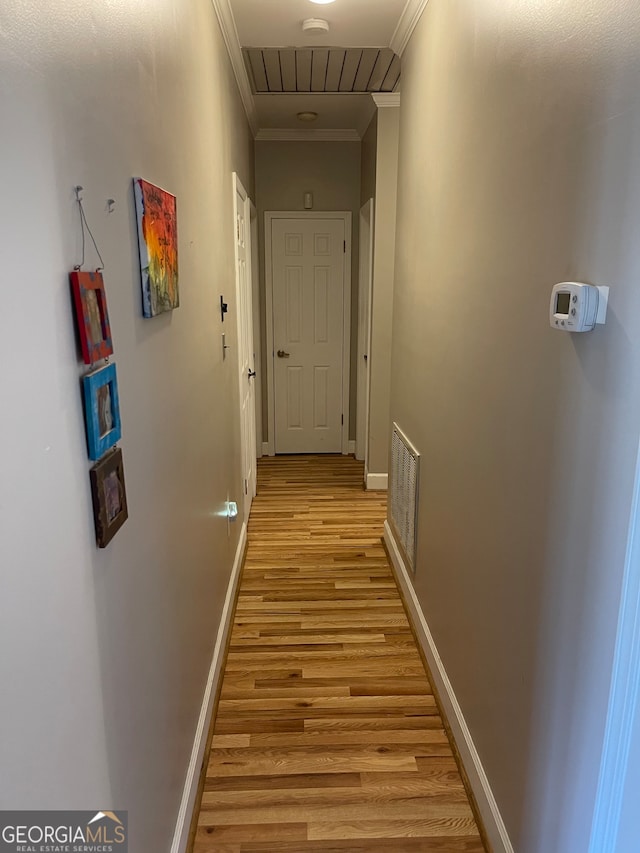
[550,282,609,332]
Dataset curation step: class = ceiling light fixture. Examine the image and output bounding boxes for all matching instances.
[302,17,330,34]
[309,0,336,4]
[297,111,319,122]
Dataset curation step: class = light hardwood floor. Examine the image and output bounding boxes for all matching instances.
[193,455,485,853]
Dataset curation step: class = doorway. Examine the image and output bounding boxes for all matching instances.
[265,212,352,455]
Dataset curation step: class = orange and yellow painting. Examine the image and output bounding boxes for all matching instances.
[134,178,179,317]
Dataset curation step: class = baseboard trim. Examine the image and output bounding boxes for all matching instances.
[348,440,356,455]
[366,473,388,490]
[170,521,247,853]
[262,441,274,457]
[383,520,514,853]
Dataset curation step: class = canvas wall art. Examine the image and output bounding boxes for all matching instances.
[133,178,179,318]
[90,447,128,547]
[70,270,113,364]
[83,362,122,460]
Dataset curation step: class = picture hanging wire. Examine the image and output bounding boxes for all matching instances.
[74,185,105,272]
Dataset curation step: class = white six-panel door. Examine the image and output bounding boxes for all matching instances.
[271,218,346,454]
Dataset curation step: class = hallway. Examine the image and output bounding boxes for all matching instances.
[193,455,485,852]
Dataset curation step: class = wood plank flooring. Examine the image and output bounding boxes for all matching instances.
[193,455,485,853]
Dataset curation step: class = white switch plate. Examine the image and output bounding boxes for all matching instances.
[596,286,609,324]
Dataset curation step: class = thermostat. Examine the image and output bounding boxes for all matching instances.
[550,282,609,332]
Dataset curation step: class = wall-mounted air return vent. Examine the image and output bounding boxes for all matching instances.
[243,47,401,94]
[390,423,420,575]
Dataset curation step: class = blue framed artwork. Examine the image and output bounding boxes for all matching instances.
[83,363,122,461]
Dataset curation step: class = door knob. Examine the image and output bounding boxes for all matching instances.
[248,369,256,379]
[277,350,290,358]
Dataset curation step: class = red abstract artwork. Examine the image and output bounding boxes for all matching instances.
[133,178,179,318]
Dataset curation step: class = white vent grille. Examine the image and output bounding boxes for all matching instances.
[390,423,420,574]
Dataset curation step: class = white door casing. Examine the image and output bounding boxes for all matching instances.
[265,212,352,456]
[589,434,640,852]
[250,202,263,457]
[356,198,375,468]
[233,174,257,520]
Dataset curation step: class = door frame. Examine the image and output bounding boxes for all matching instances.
[356,198,375,466]
[264,210,352,457]
[233,173,257,520]
[250,201,262,458]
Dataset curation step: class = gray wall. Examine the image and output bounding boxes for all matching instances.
[391,1,640,850]
[0,1,253,850]
[255,141,361,443]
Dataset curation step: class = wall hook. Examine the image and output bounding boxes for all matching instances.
[107,199,115,213]
[75,185,84,202]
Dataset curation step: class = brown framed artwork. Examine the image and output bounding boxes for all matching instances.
[90,447,129,548]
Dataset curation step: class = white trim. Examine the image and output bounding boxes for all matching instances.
[372,93,401,108]
[256,128,361,143]
[209,0,258,135]
[261,441,272,457]
[232,173,257,518]
[366,473,388,491]
[341,223,352,457]
[264,211,352,457]
[264,218,276,459]
[356,198,374,464]
[348,440,356,455]
[250,202,263,458]
[589,437,640,852]
[170,521,247,853]
[390,0,430,56]
[384,520,514,853]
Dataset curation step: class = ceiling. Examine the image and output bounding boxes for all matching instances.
[226,0,413,137]
[230,0,408,49]
[254,94,376,138]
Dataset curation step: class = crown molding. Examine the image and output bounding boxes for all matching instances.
[210,0,259,135]
[390,0,430,56]
[255,128,361,142]
[372,93,401,108]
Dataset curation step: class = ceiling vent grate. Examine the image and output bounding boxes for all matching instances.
[390,423,420,575]
[243,47,400,94]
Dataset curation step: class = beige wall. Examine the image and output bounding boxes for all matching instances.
[361,113,378,206]
[368,107,400,476]
[255,141,361,443]
[0,1,252,850]
[392,1,640,850]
